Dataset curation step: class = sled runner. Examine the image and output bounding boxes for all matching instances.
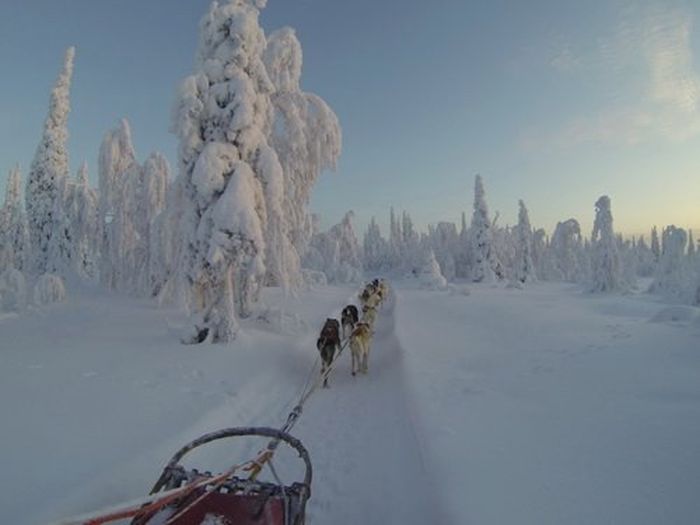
[132,427,312,525]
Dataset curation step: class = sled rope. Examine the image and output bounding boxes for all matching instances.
[52,462,248,525]
[247,336,350,482]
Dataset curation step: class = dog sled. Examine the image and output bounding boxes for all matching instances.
[132,427,312,525]
[57,427,312,525]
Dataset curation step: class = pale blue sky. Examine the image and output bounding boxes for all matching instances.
[0,0,699,237]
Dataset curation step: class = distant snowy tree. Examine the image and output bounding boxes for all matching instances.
[304,211,362,283]
[33,273,66,305]
[470,175,499,282]
[45,173,74,275]
[546,219,583,282]
[98,119,141,291]
[532,228,547,280]
[514,200,536,283]
[143,153,171,296]
[388,207,402,269]
[263,27,341,277]
[427,221,458,281]
[650,226,660,262]
[400,211,422,275]
[363,217,388,272]
[0,268,27,312]
[0,166,30,273]
[687,229,695,258]
[590,196,623,292]
[172,0,282,341]
[26,47,75,276]
[67,162,98,278]
[418,248,447,289]
[651,226,691,300]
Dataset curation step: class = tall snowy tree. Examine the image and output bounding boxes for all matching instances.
[590,195,622,292]
[687,229,695,258]
[0,165,30,273]
[68,162,98,278]
[98,120,142,292]
[470,175,499,282]
[26,47,75,276]
[263,27,341,281]
[514,200,536,283]
[143,152,171,296]
[651,226,691,300]
[363,216,388,272]
[651,226,661,262]
[172,0,283,342]
[546,219,583,282]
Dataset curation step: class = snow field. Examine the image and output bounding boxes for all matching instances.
[2,281,700,524]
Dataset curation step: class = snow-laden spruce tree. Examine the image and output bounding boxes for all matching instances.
[688,229,695,259]
[363,217,388,272]
[532,228,547,280]
[470,175,499,282]
[651,226,691,300]
[143,152,171,296]
[67,162,98,278]
[26,47,75,276]
[388,207,402,270]
[98,119,141,291]
[263,27,341,279]
[590,195,623,292]
[427,222,459,281]
[545,219,583,282]
[418,247,447,290]
[303,211,362,283]
[651,226,660,262]
[514,200,536,283]
[172,0,286,342]
[0,165,30,273]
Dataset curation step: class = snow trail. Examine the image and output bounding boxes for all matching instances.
[293,291,443,524]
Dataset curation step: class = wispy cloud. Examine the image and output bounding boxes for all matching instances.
[526,1,700,150]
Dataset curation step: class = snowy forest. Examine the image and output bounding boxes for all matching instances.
[1,6,699,339]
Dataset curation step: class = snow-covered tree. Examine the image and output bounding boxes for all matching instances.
[67,162,98,278]
[98,119,141,291]
[418,247,447,289]
[0,268,27,312]
[651,226,660,262]
[304,211,362,283]
[470,175,499,282]
[26,47,75,275]
[590,195,623,292]
[172,0,282,342]
[426,221,459,281]
[0,166,30,273]
[263,27,341,275]
[545,219,583,282]
[143,153,171,296]
[687,229,695,258]
[363,217,388,272]
[33,273,66,305]
[651,225,691,300]
[514,200,536,283]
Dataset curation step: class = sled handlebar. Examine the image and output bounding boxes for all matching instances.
[149,426,312,494]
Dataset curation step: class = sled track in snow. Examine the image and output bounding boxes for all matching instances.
[293,291,445,524]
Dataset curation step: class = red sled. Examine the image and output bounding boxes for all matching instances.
[132,427,312,525]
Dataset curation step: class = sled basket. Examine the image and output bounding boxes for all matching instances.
[133,427,312,525]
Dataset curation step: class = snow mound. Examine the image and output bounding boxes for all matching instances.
[448,284,472,296]
[301,269,328,289]
[255,305,308,335]
[33,273,67,306]
[0,268,27,311]
[649,306,697,324]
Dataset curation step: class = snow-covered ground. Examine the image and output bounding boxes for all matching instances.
[1,282,699,524]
